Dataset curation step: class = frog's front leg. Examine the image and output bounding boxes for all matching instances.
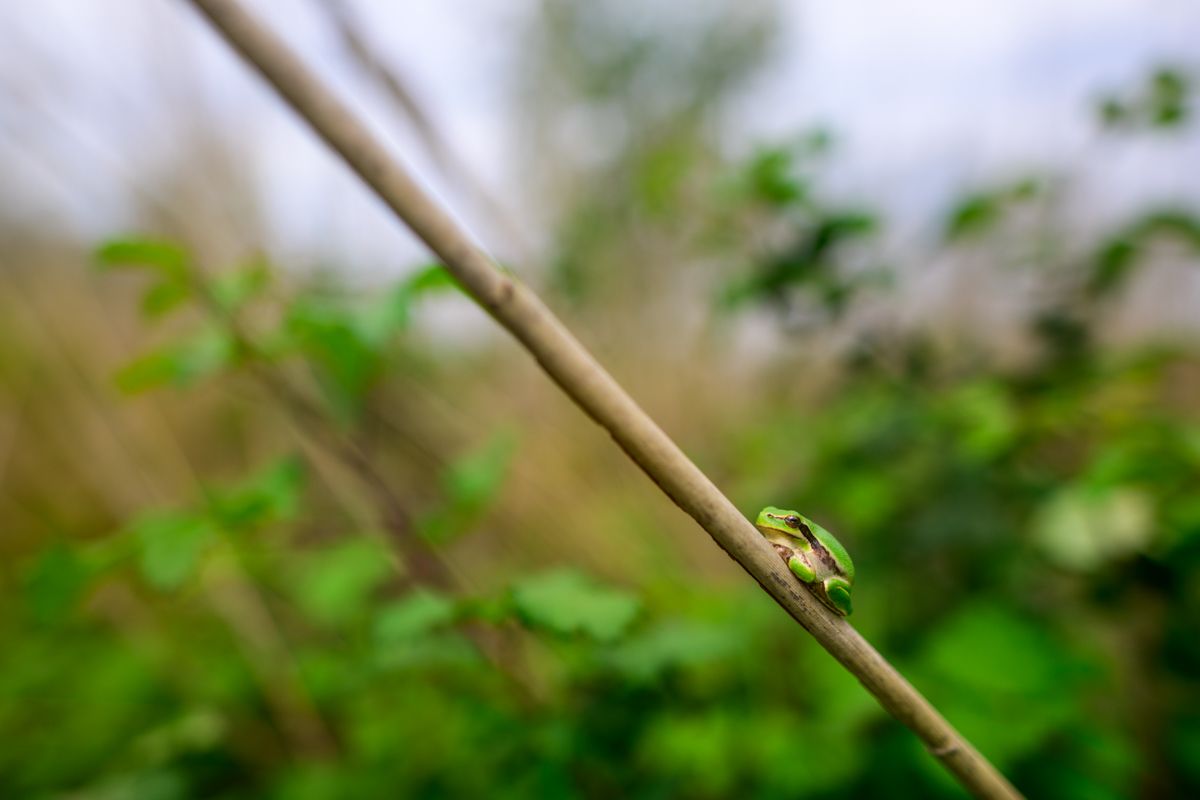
[787,554,816,582]
[770,543,815,582]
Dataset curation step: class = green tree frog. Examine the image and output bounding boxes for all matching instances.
[755,506,855,616]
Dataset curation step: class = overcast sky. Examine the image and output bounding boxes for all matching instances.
[1,0,1198,274]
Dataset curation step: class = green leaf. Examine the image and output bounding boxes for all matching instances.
[637,713,740,795]
[1090,238,1137,294]
[374,590,457,644]
[945,194,1000,241]
[419,429,518,544]
[131,512,218,590]
[826,471,898,530]
[726,210,877,311]
[913,604,1085,766]
[944,180,1040,242]
[1091,210,1200,294]
[95,237,189,281]
[280,267,457,420]
[1039,728,1140,800]
[209,458,305,530]
[921,605,1063,694]
[86,769,188,800]
[1097,96,1128,127]
[114,328,237,394]
[445,429,518,513]
[748,148,804,206]
[115,350,179,394]
[372,633,480,671]
[23,542,92,623]
[295,538,392,626]
[132,709,226,763]
[211,260,271,314]
[942,381,1018,462]
[1149,68,1189,128]
[1095,66,1190,132]
[403,263,458,295]
[285,297,379,422]
[140,280,192,319]
[607,621,741,681]
[96,237,196,321]
[511,569,640,642]
[357,264,458,347]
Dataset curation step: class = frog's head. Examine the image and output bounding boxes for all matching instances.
[754,506,813,542]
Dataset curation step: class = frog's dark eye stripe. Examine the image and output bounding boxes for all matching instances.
[774,514,825,555]
[794,521,820,548]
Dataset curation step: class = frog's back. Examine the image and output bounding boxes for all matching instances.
[808,519,855,583]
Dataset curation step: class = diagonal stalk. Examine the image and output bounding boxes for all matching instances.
[181,2,1023,797]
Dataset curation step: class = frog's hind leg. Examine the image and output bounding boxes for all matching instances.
[823,577,853,616]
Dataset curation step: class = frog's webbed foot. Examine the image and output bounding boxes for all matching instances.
[823,577,853,616]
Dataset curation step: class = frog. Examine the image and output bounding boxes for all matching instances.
[755,506,855,616]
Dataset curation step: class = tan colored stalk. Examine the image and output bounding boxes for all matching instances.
[182,2,1023,797]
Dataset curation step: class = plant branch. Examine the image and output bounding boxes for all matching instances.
[182,2,1023,797]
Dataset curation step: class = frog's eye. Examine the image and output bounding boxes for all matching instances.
[784,515,802,529]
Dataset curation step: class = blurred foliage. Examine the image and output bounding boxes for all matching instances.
[1090,209,1200,296]
[3,5,1200,800]
[1099,66,1194,131]
[944,178,1043,242]
[706,133,889,333]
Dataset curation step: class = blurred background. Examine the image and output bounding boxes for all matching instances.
[2,1,1200,797]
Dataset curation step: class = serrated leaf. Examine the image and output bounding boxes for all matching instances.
[511,569,640,642]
